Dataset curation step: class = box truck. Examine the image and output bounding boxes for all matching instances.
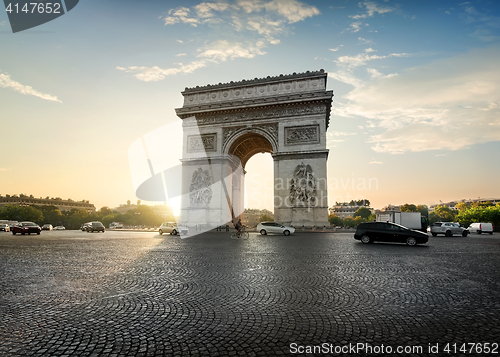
[376,211,427,232]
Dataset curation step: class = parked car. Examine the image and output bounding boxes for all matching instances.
[81,222,91,231]
[42,224,53,231]
[257,222,295,236]
[159,222,188,235]
[430,222,468,237]
[53,226,65,230]
[0,223,10,232]
[354,222,429,246]
[11,221,41,235]
[86,221,105,233]
[467,222,494,235]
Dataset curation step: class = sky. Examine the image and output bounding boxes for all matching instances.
[1,0,499,213]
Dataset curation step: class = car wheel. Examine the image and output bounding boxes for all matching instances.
[406,237,417,246]
[489,232,493,235]
[462,231,468,237]
[12,232,16,235]
[260,229,267,235]
[159,230,163,235]
[283,230,290,236]
[431,232,437,237]
[477,230,482,234]
[445,230,452,237]
[361,235,372,244]
[172,230,177,235]
[37,232,40,235]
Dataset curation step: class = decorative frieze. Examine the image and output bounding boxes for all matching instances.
[187,133,217,152]
[193,104,327,126]
[284,125,320,146]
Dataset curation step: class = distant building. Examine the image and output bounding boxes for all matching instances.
[329,205,374,219]
[429,198,500,211]
[243,208,274,227]
[0,194,95,213]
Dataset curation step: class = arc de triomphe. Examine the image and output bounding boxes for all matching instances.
[175,70,333,229]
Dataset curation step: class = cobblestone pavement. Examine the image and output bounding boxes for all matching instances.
[1,230,499,356]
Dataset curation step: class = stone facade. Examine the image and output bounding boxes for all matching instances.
[176,70,333,228]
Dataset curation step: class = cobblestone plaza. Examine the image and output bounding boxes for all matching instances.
[1,230,499,356]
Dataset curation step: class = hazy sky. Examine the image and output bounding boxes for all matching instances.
[1,0,499,213]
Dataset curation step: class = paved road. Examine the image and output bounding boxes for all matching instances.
[0,230,499,356]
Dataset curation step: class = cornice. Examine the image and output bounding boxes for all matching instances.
[176,91,333,118]
[182,69,327,94]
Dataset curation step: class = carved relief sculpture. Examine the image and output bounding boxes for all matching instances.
[188,134,217,152]
[285,125,319,145]
[289,163,317,204]
[189,168,212,205]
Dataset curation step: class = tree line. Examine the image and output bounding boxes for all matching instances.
[0,204,175,230]
[328,201,499,230]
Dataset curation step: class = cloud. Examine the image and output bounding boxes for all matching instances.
[332,46,500,153]
[347,1,395,32]
[0,167,13,171]
[335,52,409,69]
[163,0,319,27]
[116,61,207,82]
[197,39,266,61]
[123,0,320,81]
[349,1,395,20]
[369,160,383,164]
[329,46,343,52]
[0,72,62,103]
[459,3,500,42]
[116,39,267,82]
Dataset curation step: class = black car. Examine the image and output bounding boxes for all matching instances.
[11,221,42,235]
[87,221,105,233]
[354,222,429,246]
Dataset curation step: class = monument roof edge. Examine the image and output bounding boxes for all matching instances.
[182,69,327,94]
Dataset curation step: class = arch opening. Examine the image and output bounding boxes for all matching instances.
[227,132,274,170]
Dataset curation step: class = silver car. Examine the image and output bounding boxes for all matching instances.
[257,222,295,236]
[159,222,188,236]
[430,222,468,237]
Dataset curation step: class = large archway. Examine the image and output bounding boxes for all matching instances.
[176,70,333,229]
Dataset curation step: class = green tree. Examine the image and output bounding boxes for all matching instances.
[431,205,456,223]
[455,202,469,211]
[416,204,429,217]
[354,207,372,219]
[328,214,343,227]
[36,205,64,225]
[0,204,43,223]
[259,214,273,222]
[343,216,356,228]
[400,203,417,212]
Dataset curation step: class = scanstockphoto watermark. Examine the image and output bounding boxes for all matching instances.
[290,342,424,355]
[247,174,379,192]
[247,173,378,208]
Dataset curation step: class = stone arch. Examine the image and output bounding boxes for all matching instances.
[224,127,277,169]
[176,70,333,228]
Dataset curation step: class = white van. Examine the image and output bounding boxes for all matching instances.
[467,222,494,234]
